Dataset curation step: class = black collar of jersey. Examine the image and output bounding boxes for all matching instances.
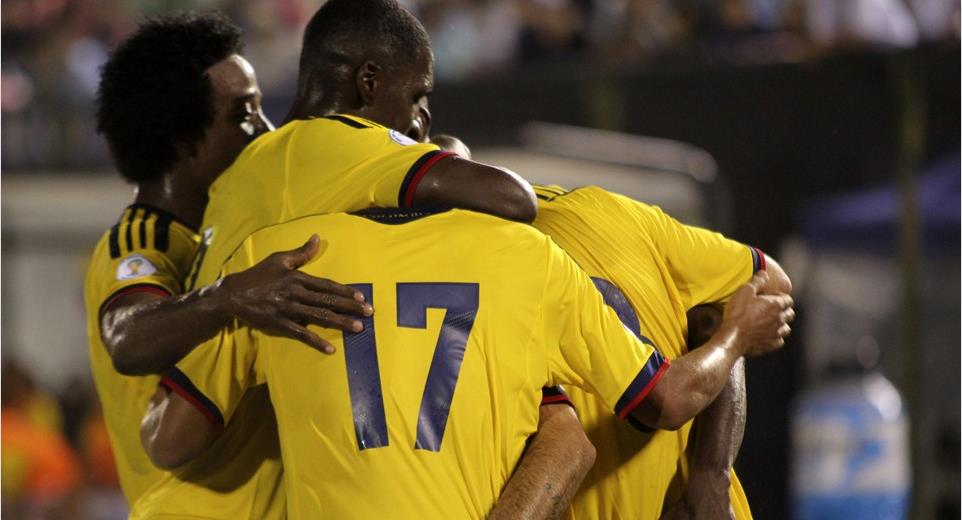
[351,206,453,225]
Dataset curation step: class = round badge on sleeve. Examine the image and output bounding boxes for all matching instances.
[116,254,157,280]
[389,129,416,146]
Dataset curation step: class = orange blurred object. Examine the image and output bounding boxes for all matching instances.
[1,408,81,503]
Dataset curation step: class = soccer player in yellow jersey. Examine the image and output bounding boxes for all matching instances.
[130,2,595,518]
[529,184,793,520]
[140,206,793,519]
[87,13,369,516]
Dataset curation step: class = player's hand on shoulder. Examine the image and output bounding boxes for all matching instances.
[722,271,795,357]
[215,234,373,354]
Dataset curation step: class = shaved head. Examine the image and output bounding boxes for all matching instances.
[291,0,431,115]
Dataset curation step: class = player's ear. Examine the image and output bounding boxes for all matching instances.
[356,61,382,106]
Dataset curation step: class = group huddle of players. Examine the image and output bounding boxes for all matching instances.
[84,1,795,519]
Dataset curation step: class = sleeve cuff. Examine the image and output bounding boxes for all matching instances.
[398,150,457,207]
[540,385,574,409]
[98,283,172,319]
[160,368,225,432]
[614,351,670,420]
[751,247,766,273]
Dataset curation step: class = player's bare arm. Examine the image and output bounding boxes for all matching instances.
[102,235,372,375]
[660,255,790,518]
[424,132,537,221]
[490,403,595,520]
[629,270,794,430]
[661,305,746,520]
[141,386,214,470]
[410,155,538,223]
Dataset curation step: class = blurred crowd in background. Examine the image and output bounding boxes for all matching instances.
[2,361,126,519]
[2,0,960,169]
[1,0,959,518]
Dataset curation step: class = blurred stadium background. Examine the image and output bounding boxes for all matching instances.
[1,0,959,518]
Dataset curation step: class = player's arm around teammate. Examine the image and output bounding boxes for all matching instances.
[96,17,372,377]
[284,21,538,223]
[662,256,791,520]
[631,269,793,430]
[489,400,596,520]
[429,136,598,520]
[102,234,371,375]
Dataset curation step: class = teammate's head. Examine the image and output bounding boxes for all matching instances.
[289,0,433,140]
[96,12,270,187]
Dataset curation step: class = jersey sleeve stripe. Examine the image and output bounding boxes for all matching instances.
[108,223,121,259]
[139,208,151,249]
[751,247,766,273]
[398,150,456,207]
[541,386,575,408]
[624,414,655,433]
[154,214,171,252]
[98,283,173,319]
[614,352,670,420]
[323,115,371,129]
[124,208,137,255]
[160,368,225,431]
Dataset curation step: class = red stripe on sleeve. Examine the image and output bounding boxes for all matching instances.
[616,359,671,420]
[99,284,172,318]
[160,376,224,432]
[402,151,456,207]
[754,247,767,271]
[540,394,575,408]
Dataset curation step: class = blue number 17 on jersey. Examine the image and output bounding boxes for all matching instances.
[342,282,479,453]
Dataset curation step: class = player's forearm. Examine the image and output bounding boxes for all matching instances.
[690,357,746,479]
[102,281,233,376]
[141,387,215,470]
[490,405,595,520]
[634,327,743,430]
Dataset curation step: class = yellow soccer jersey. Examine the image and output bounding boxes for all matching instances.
[84,204,199,504]
[532,185,761,520]
[128,384,285,520]
[187,114,452,291]
[136,115,451,519]
[171,208,668,520]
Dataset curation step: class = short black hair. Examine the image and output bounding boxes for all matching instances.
[295,0,430,98]
[96,11,243,183]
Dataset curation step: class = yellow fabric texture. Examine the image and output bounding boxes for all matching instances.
[84,205,198,505]
[532,185,755,520]
[135,115,441,519]
[174,209,663,519]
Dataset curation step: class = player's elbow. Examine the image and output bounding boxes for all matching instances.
[630,384,697,432]
[141,392,214,470]
[146,436,195,470]
[496,171,538,223]
[110,347,150,376]
[764,255,793,294]
[652,407,690,431]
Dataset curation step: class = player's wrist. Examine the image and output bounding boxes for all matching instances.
[685,468,732,504]
[196,277,236,324]
[712,324,748,358]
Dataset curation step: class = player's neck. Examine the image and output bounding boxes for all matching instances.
[134,174,207,230]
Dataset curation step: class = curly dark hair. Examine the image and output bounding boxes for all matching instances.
[95,11,243,183]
